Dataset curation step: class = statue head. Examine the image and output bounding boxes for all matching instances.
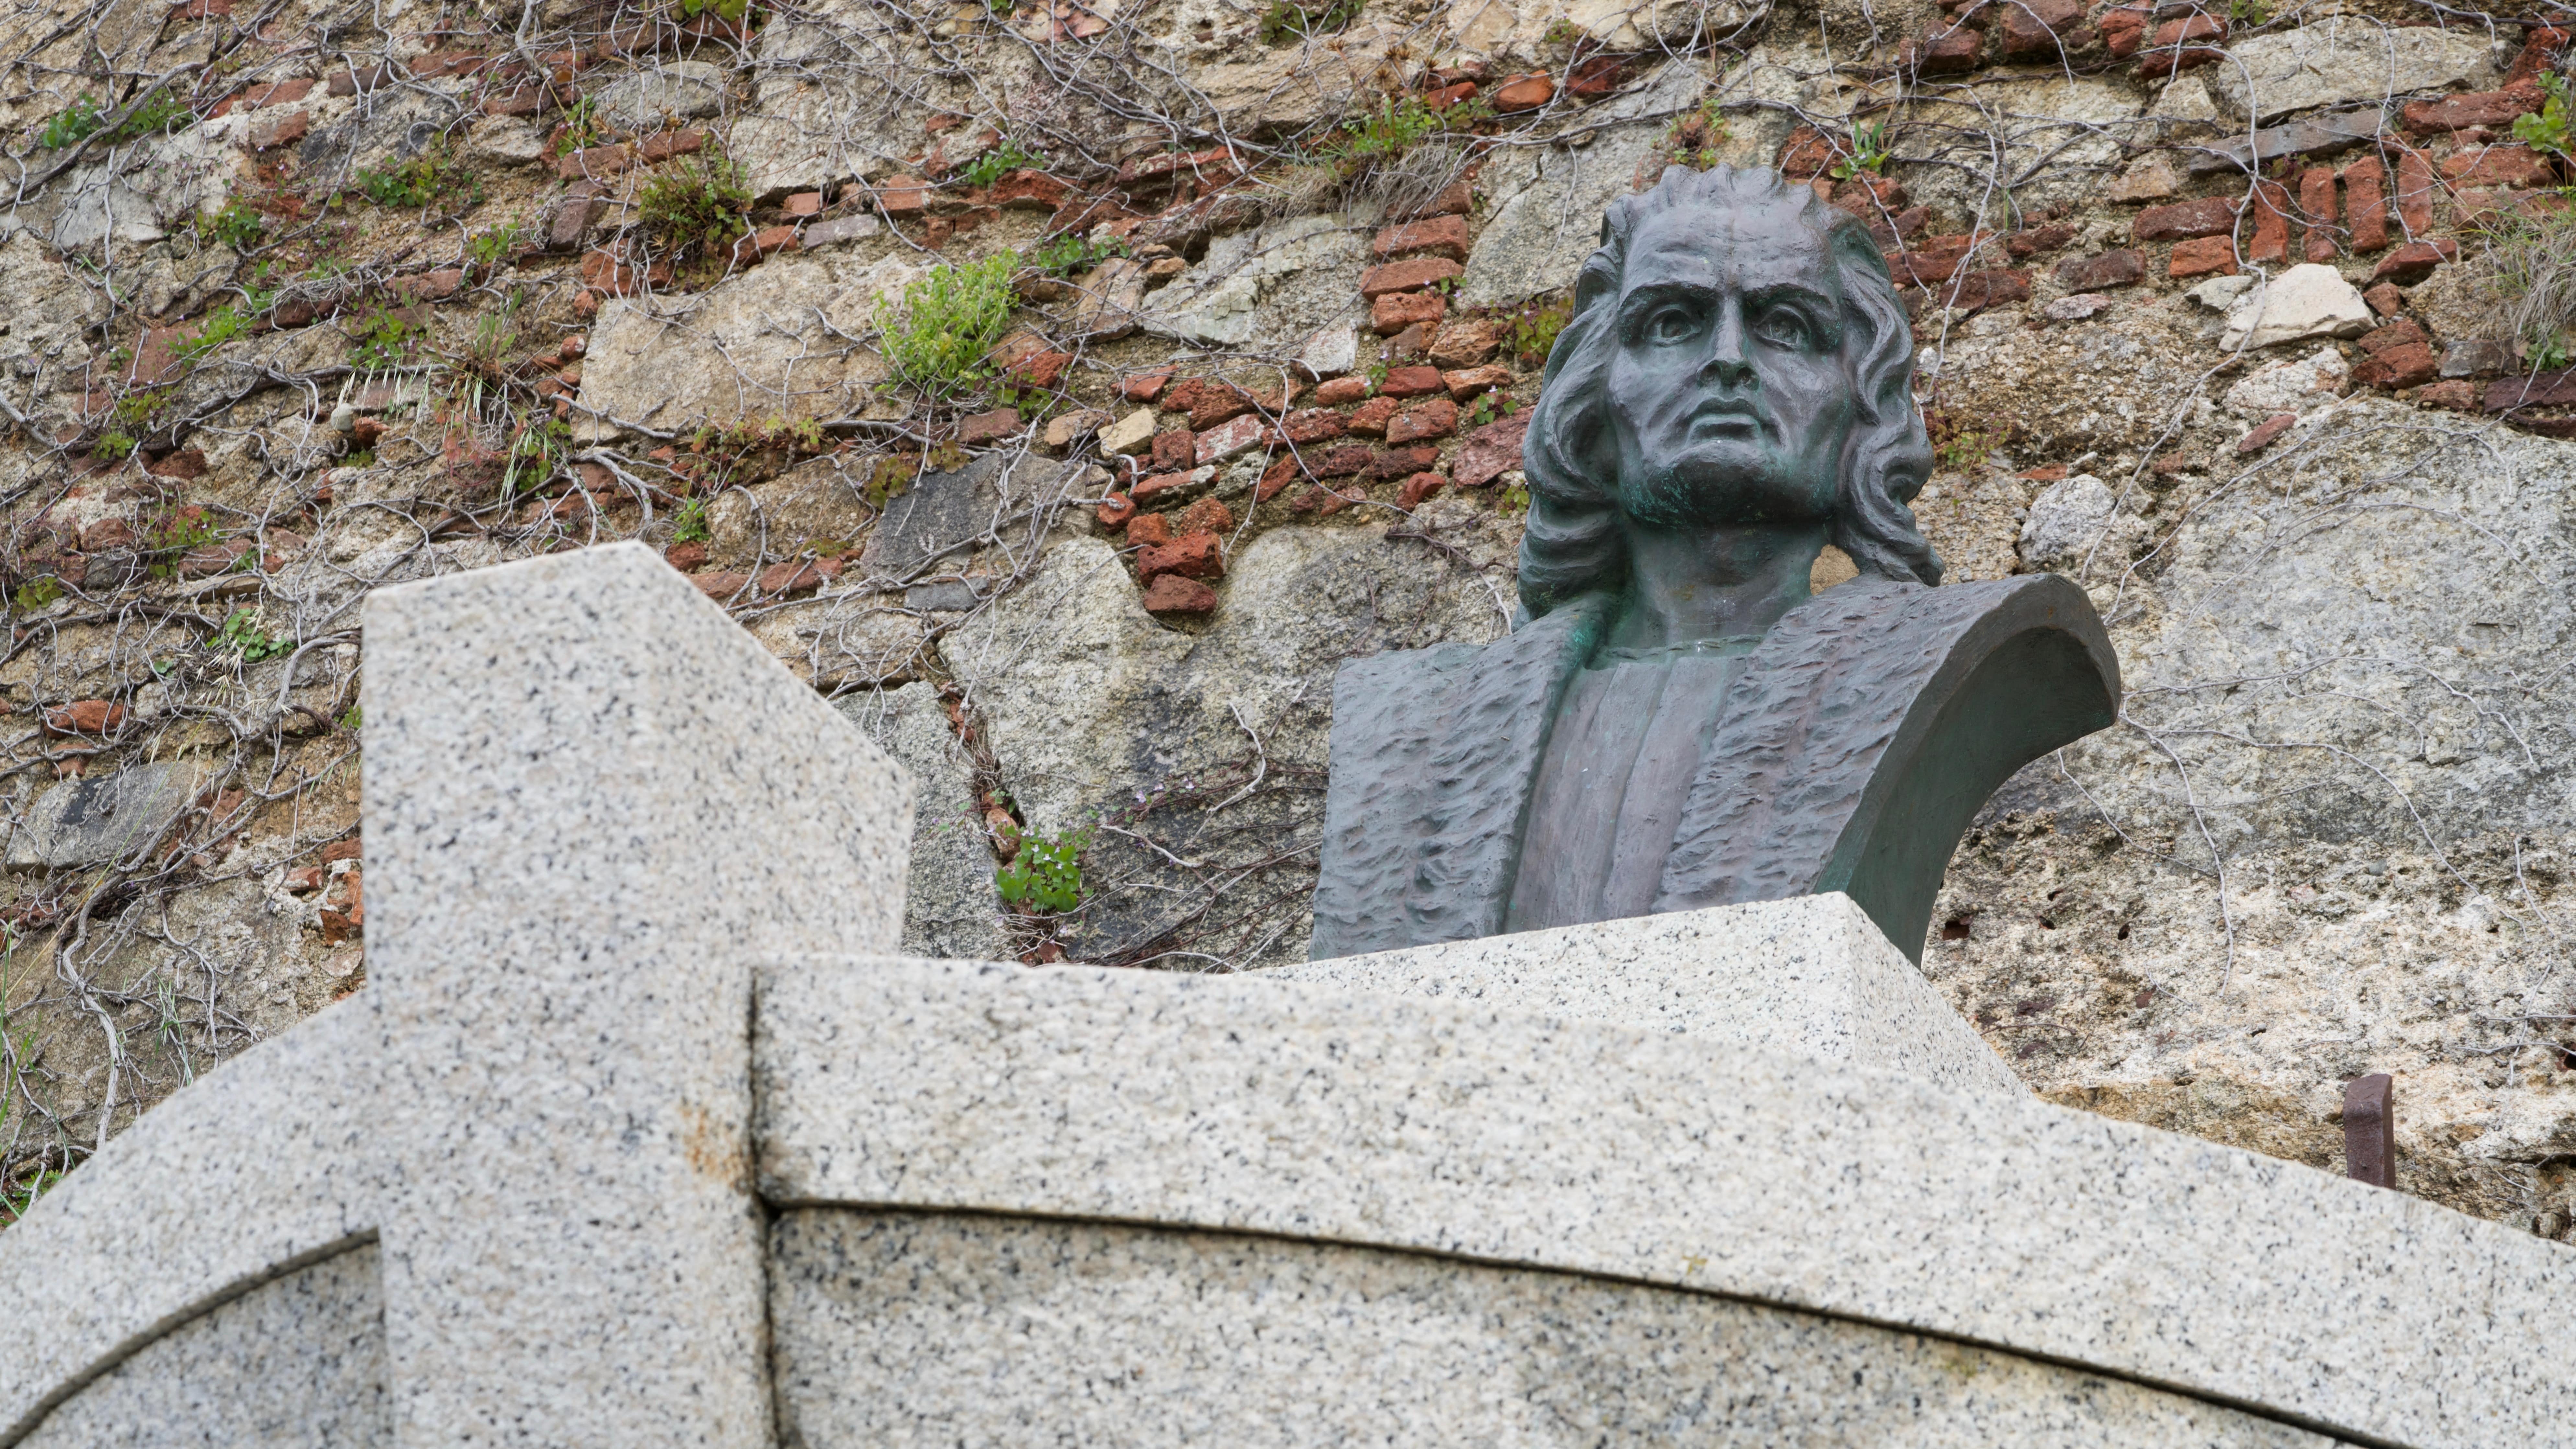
[1516,165,1940,620]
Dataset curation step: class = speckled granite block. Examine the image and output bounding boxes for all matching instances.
[1263,893,2022,1099]
[0,543,914,1448]
[770,1211,2338,1449]
[363,541,910,1445]
[757,955,2576,1449]
[20,1244,387,1448]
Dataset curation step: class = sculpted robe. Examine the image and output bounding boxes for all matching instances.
[1309,573,2120,962]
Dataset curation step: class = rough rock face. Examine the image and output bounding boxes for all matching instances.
[0,0,2573,1243]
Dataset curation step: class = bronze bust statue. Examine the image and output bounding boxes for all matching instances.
[1311,166,2120,962]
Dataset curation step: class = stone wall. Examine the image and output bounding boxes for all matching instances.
[1,0,2574,1243]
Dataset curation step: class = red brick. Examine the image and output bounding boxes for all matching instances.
[2236,412,2296,454]
[1121,370,1174,403]
[1939,269,2029,311]
[1135,530,1224,583]
[143,448,206,480]
[1315,376,1372,405]
[2099,5,2148,57]
[1397,471,1448,509]
[1346,397,1399,436]
[1370,445,1442,478]
[2003,222,2076,258]
[79,518,135,551]
[2363,281,2407,315]
[759,558,837,597]
[1379,365,1446,399]
[1998,0,2083,57]
[2396,148,2436,235]
[1373,290,1447,335]
[2343,156,2389,252]
[240,77,315,109]
[247,110,308,149]
[2360,319,2428,354]
[1410,180,1473,217]
[1283,408,1347,443]
[1194,413,1276,465]
[557,144,630,181]
[2133,197,2237,242]
[2168,235,2238,277]
[2244,180,2290,263]
[1179,497,1233,535]
[1150,428,1196,470]
[2418,379,2480,411]
[637,131,706,164]
[1139,574,1217,614]
[391,268,465,302]
[1443,366,1512,401]
[1374,215,1470,261]
[960,407,1022,444]
[1428,322,1501,368]
[2299,167,2339,261]
[1010,350,1072,388]
[1453,415,1529,487]
[987,170,1072,210]
[784,191,824,217]
[665,541,710,571]
[1315,445,1373,477]
[1360,256,1464,298]
[1493,74,1554,111]
[1097,493,1136,529]
[1422,81,1480,110]
[2403,83,2544,134]
[877,175,930,214]
[2373,239,2455,285]
[44,700,125,736]
[2441,145,2558,189]
[1909,24,1984,74]
[2137,12,2223,74]
[1386,398,1458,444]
[692,571,750,600]
[1128,513,1174,547]
[2354,340,2438,389]
[2053,248,2144,289]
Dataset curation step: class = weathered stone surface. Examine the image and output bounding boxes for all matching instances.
[2018,474,2121,571]
[596,60,726,130]
[1191,20,1409,132]
[7,761,202,869]
[575,251,919,437]
[1140,213,1366,376]
[2221,262,2372,350]
[1458,64,1708,307]
[2204,24,2500,124]
[2223,344,2352,416]
[18,1245,386,1448]
[839,682,1009,961]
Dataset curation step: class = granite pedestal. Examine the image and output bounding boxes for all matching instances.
[0,544,2559,1449]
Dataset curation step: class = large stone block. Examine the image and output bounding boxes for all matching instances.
[1265,892,2023,1098]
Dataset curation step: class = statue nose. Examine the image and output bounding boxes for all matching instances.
[1701,306,1755,388]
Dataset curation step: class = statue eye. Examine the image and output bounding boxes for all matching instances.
[1751,308,1812,349]
[1643,306,1700,344]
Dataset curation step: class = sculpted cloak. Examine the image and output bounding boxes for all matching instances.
[1308,572,2120,962]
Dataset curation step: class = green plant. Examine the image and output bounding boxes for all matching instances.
[356,145,473,209]
[10,578,63,613]
[338,703,363,730]
[1326,95,1449,162]
[177,304,253,364]
[39,88,190,150]
[2531,331,2573,372]
[638,153,753,254]
[505,417,572,497]
[2514,72,2574,161]
[213,609,289,662]
[1027,231,1126,277]
[1502,295,1572,366]
[1260,0,1363,44]
[1669,98,1733,170]
[143,508,221,579]
[2226,0,2269,23]
[1928,408,2013,471]
[206,200,266,251]
[349,309,422,370]
[676,0,753,21]
[875,252,1019,396]
[959,136,1045,188]
[671,496,713,543]
[94,429,138,460]
[995,826,1089,912]
[1498,480,1529,515]
[1829,119,1893,181]
[555,95,608,155]
[468,222,526,269]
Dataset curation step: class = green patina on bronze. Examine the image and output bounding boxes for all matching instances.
[1311,166,2121,963]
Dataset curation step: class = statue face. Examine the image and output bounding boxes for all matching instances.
[1603,199,1859,529]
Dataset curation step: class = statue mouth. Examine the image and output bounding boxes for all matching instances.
[1685,404,1762,440]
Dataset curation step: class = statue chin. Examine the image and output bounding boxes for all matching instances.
[1616,451,1838,529]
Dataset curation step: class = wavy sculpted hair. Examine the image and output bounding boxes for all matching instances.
[1514,164,1940,621]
